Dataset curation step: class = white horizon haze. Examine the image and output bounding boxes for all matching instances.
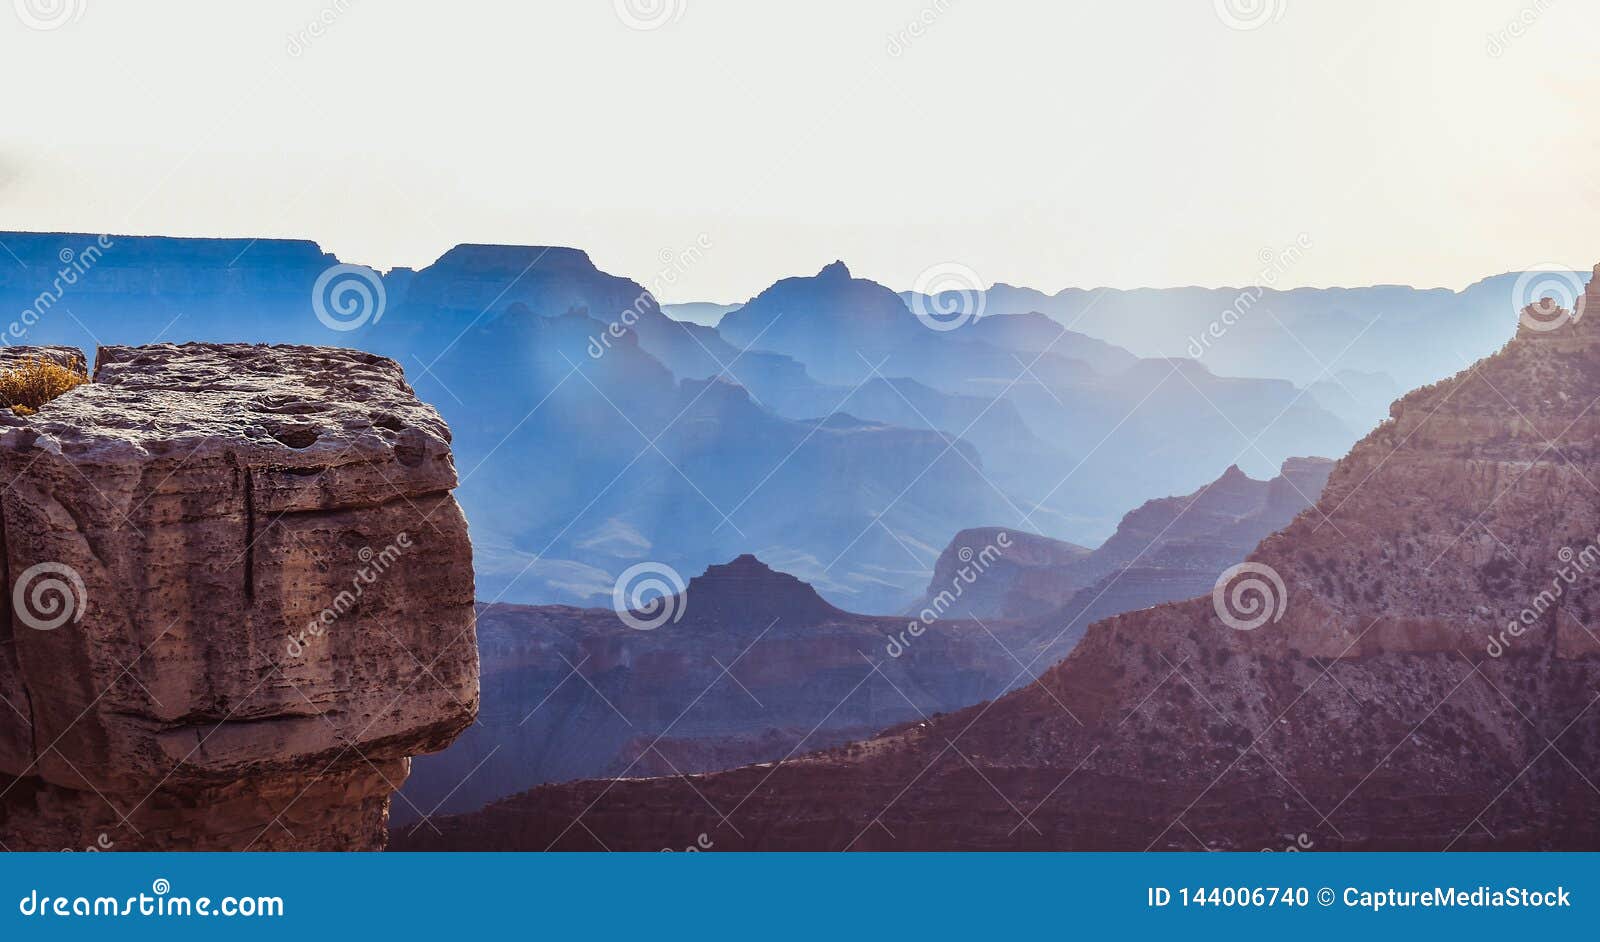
[2,0,1596,302]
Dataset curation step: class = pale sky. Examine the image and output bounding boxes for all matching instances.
[3,0,1596,301]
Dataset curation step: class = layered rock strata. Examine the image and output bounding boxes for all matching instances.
[0,343,476,850]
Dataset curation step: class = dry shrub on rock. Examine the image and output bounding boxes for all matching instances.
[0,356,86,415]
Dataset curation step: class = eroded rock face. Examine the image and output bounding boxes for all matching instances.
[0,343,476,851]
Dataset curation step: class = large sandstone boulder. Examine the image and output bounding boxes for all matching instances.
[0,343,477,850]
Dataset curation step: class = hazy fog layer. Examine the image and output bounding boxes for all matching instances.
[3,1,1596,299]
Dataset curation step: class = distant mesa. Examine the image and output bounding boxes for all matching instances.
[680,553,844,626]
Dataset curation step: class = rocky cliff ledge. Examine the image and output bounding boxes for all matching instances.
[0,343,476,851]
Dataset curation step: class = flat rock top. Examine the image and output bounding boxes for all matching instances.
[0,341,478,838]
[7,343,455,489]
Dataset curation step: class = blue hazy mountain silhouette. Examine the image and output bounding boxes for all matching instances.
[903,276,1530,397]
[721,261,1358,539]
[0,231,1483,612]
